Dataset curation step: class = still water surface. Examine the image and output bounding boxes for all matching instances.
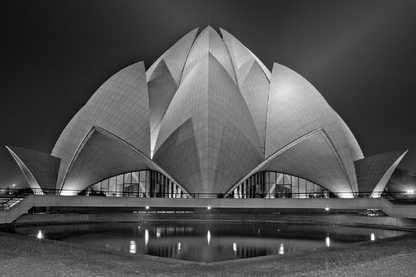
[9,223,410,263]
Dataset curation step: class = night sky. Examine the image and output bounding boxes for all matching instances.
[1,0,416,188]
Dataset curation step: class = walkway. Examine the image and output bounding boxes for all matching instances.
[1,194,416,224]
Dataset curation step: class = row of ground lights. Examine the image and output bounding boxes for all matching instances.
[144,206,329,211]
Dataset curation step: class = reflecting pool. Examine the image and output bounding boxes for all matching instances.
[8,223,410,263]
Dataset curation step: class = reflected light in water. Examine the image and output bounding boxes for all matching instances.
[13,223,410,263]
[130,241,136,254]
[279,243,284,254]
[145,229,149,247]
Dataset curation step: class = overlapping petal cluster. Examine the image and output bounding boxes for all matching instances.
[7,26,407,197]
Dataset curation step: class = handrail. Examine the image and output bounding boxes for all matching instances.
[2,187,416,203]
[0,193,27,210]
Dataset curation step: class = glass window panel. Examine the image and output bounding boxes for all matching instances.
[116,183,123,196]
[172,184,177,198]
[245,179,249,198]
[109,177,116,195]
[124,173,132,184]
[140,171,146,182]
[116,175,124,185]
[264,182,270,198]
[265,172,270,183]
[132,172,139,183]
[168,181,172,198]
[298,179,306,198]
[101,179,109,192]
[145,181,151,197]
[314,184,323,194]
[250,176,254,197]
[307,181,314,194]
[278,174,284,184]
[139,181,146,197]
[124,184,131,196]
[93,182,100,192]
[270,172,276,183]
[283,174,291,185]
[161,176,166,195]
[291,176,298,186]
[284,184,291,198]
[292,178,299,198]
[124,184,138,196]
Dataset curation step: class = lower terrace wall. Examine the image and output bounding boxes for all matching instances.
[12,213,416,231]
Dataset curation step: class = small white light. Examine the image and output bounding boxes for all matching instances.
[145,206,149,210]
[279,243,284,255]
[325,207,330,211]
[207,206,211,210]
[130,241,136,254]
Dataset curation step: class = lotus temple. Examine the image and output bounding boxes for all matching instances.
[6,26,408,200]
